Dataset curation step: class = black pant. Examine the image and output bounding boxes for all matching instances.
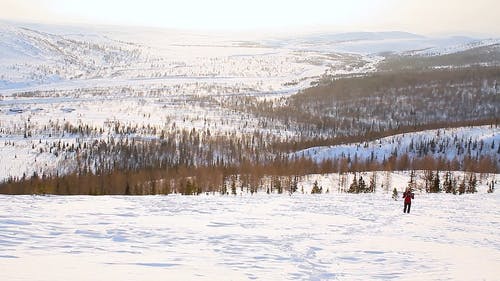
[404,203,411,213]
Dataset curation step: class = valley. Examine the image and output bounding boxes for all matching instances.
[0,21,499,194]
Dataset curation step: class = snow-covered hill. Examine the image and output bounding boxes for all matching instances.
[274,30,500,55]
[0,21,335,93]
[406,38,500,56]
[0,22,144,90]
[1,21,499,93]
[292,126,500,164]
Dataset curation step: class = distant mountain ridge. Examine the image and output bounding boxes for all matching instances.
[276,30,499,55]
[1,20,500,92]
[289,31,425,43]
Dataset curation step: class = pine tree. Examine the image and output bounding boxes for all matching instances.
[221,180,228,195]
[231,179,237,195]
[368,172,377,193]
[358,176,367,193]
[348,174,359,193]
[423,170,434,193]
[339,173,348,192]
[274,177,283,194]
[392,188,398,201]
[451,178,457,195]
[458,177,466,195]
[443,171,454,193]
[290,176,298,194]
[466,173,477,193]
[408,170,417,192]
[430,171,441,193]
[125,182,131,195]
[311,180,322,194]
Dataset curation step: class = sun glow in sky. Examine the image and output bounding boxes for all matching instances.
[1,0,500,35]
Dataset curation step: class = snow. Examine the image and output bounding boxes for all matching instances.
[0,21,333,94]
[2,22,498,95]
[272,31,499,56]
[1,21,499,280]
[1,21,499,182]
[292,126,500,164]
[406,38,500,56]
[0,180,498,281]
[0,137,74,180]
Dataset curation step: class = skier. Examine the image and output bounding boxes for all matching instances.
[402,187,414,213]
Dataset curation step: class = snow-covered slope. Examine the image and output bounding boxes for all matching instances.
[272,30,500,55]
[2,21,499,93]
[292,126,500,163]
[0,22,144,90]
[405,38,500,56]
[0,21,334,93]
[0,186,498,281]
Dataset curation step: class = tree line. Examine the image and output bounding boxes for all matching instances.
[2,66,499,195]
[224,66,500,150]
[1,133,497,195]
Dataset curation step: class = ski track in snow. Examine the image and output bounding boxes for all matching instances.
[0,190,498,281]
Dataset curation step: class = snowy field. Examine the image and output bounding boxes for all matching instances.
[0,185,498,281]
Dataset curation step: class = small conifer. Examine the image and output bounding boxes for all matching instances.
[392,188,398,201]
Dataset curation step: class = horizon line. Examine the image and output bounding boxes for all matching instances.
[1,18,499,39]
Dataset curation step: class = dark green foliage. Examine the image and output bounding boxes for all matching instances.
[347,174,371,193]
[221,180,228,195]
[443,171,456,194]
[392,188,398,201]
[290,176,298,194]
[274,177,283,194]
[408,170,417,192]
[231,178,237,195]
[311,180,322,194]
[380,46,500,72]
[348,174,359,193]
[358,176,367,193]
[466,173,477,193]
[423,170,434,193]
[458,178,466,195]
[368,173,377,193]
[451,178,457,195]
[430,171,441,193]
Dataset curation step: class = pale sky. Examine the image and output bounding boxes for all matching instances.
[1,0,499,35]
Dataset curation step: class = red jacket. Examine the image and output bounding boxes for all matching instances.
[403,191,414,204]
